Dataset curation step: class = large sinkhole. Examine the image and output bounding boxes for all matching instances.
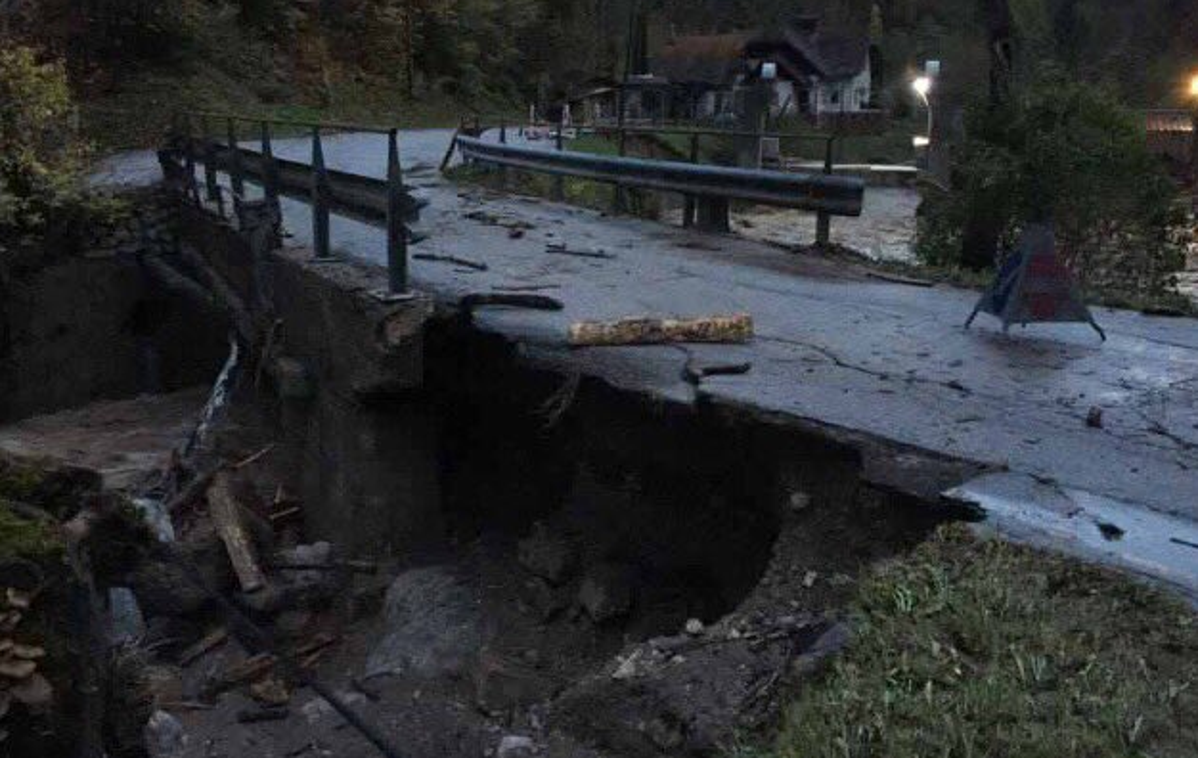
[406,320,955,665]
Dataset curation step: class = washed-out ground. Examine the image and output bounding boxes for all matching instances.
[59,132,1198,758]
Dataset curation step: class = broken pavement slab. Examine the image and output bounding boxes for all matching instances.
[946,472,1198,605]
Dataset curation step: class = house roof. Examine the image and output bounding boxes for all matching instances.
[653,19,868,87]
[654,32,753,86]
[747,24,869,82]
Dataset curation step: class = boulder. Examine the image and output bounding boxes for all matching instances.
[577,564,634,623]
[474,649,558,714]
[365,566,482,678]
[144,710,186,758]
[497,734,536,758]
[518,524,577,585]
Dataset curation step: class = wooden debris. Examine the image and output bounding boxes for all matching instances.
[208,470,267,593]
[293,633,338,659]
[683,361,753,386]
[493,284,561,292]
[216,653,277,689]
[460,293,564,312]
[545,243,614,260]
[413,253,489,271]
[179,627,229,666]
[249,676,291,706]
[165,465,219,515]
[269,507,302,523]
[234,444,276,470]
[865,270,934,287]
[569,313,754,347]
[237,706,290,723]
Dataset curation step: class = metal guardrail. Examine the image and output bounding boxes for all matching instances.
[169,112,417,297]
[455,135,864,234]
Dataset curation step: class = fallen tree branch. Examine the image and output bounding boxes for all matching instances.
[545,243,615,260]
[683,361,753,386]
[569,313,754,347]
[208,469,267,593]
[413,253,489,271]
[460,293,564,312]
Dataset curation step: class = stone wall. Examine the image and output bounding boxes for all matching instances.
[0,194,230,422]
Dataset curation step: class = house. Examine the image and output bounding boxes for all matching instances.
[652,16,877,122]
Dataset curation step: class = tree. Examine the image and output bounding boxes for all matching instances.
[0,47,86,237]
[917,74,1185,301]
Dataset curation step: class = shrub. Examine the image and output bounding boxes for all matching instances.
[0,48,88,239]
[0,47,122,253]
[917,74,1186,302]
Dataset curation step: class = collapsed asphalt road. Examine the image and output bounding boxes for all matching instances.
[97,129,1198,602]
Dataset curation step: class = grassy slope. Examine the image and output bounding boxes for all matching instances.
[76,11,496,152]
[742,525,1197,758]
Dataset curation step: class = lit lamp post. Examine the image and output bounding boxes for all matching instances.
[1190,74,1198,209]
[912,61,940,175]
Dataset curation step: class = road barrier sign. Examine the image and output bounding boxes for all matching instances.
[965,223,1106,341]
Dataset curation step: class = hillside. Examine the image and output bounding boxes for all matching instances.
[3,0,1197,147]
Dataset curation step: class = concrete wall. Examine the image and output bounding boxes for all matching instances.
[0,197,229,422]
[175,206,443,557]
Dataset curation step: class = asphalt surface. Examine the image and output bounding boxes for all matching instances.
[98,129,1198,601]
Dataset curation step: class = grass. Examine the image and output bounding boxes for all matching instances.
[753,525,1197,758]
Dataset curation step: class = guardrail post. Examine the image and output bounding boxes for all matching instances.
[201,115,220,205]
[816,136,833,247]
[683,133,699,228]
[386,128,409,295]
[311,127,332,259]
[260,121,281,248]
[226,117,244,210]
[613,122,628,213]
[553,112,565,201]
[182,114,199,204]
[498,118,509,190]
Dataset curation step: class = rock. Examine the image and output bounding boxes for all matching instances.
[132,537,235,618]
[497,734,536,758]
[274,610,314,638]
[141,665,185,708]
[238,543,341,616]
[518,524,578,584]
[9,672,52,712]
[144,710,186,758]
[684,618,704,636]
[345,571,392,621]
[788,491,812,512]
[109,587,147,645]
[273,357,316,400]
[300,692,366,724]
[578,564,634,623]
[790,622,851,679]
[552,624,801,757]
[365,566,482,678]
[474,649,557,714]
[520,578,572,622]
[1086,406,1104,429]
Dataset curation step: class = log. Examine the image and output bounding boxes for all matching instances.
[179,627,229,666]
[568,313,754,347]
[207,470,267,593]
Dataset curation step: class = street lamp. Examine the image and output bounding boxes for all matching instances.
[1190,74,1198,209]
